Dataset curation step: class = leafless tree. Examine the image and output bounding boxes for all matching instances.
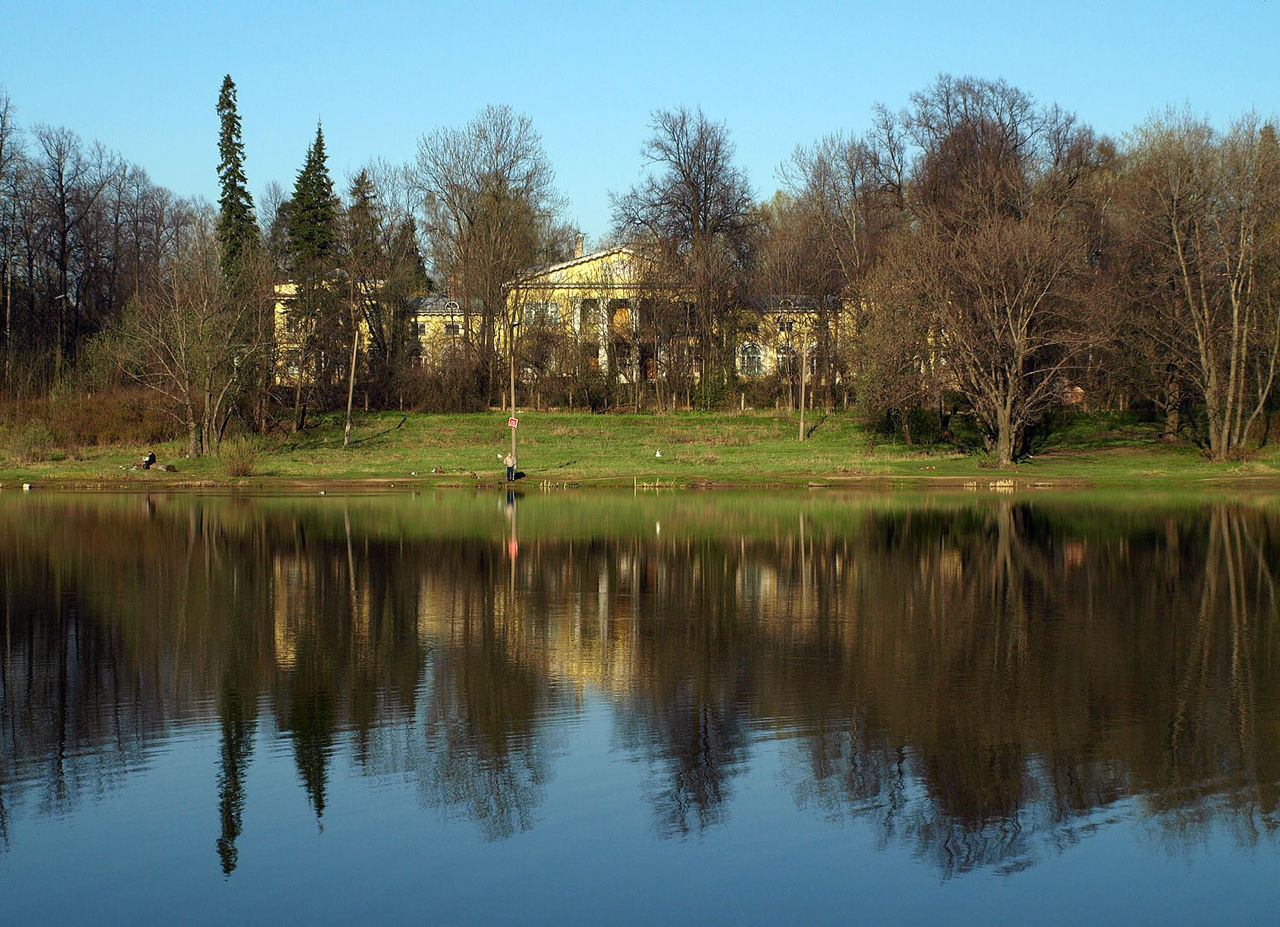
[612,107,757,405]
[0,89,22,389]
[1121,111,1280,459]
[877,76,1108,466]
[116,211,273,456]
[411,105,564,403]
[29,125,120,382]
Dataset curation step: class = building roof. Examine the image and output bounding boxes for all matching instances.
[511,247,644,288]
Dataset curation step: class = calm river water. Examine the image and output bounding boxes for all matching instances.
[2,489,1280,923]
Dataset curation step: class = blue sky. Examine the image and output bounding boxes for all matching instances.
[3,0,1277,245]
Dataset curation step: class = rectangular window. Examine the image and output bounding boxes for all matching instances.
[444,321,460,337]
[524,301,562,326]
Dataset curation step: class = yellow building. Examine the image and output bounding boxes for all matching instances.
[510,245,840,383]
[274,282,476,383]
[272,280,376,385]
[272,281,302,384]
[736,296,830,380]
[408,296,484,366]
[271,249,847,389]
[508,244,652,378]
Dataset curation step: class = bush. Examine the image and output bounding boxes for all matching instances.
[0,388,177,447]
[6,421,56,464]
[219,437,259,477]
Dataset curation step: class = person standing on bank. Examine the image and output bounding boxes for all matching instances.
[504,451,516,482]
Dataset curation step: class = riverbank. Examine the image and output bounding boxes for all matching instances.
[3,409,1280,491]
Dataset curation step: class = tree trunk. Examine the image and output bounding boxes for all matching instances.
[994,405,1015,468]
[293,376,305,432]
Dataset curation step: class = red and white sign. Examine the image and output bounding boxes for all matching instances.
[508,417,518,428]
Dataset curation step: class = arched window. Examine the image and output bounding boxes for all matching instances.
[740,342,763,377]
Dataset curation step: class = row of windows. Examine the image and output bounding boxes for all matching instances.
[738,343,817,377]
[524,301,561,326]
[411,320,462,337]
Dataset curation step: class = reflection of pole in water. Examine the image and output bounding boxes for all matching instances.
[799,511,808,616]
[506,489,518,587]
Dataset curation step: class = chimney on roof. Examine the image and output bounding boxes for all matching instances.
[574,233,585,258]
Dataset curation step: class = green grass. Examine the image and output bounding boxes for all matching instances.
[2,408,1279,491]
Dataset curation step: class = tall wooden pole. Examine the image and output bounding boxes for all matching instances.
[798,332,807,442]
[510,319,518,461]
[343,280,358,448]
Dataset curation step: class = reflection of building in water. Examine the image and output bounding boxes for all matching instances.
[6,496,1280,874]
[272,555,305,670]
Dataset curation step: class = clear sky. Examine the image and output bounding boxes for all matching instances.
[3,0,1277,246]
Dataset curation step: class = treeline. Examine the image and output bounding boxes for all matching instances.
[0,76,1276,464]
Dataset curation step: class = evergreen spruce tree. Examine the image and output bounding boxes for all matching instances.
[215,75,258,276]
[286,123,339,420]
[287,123,336,266]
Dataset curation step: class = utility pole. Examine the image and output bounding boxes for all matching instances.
[343,277,358,448]
[509,314,519,462]
[798,330,807,442]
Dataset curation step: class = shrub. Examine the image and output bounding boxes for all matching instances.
[7,421,56,464]
[0,388,177,447]
[219,437,259,477]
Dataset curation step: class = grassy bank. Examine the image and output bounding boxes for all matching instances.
[3,408,1279,491]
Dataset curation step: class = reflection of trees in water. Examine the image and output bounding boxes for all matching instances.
[414,642,552,841]
[399,538,559,841]
[768,500,1280,876]
[0,498,431,863]
[216,678,254,874]
[3,495,1280,876]
[0,555,148,827]
[620,687,749,837]
[611,540,754,836]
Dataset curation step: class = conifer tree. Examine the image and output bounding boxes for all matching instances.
[285,123,339,424]
[287,123,335,267]
[215,75,258,275]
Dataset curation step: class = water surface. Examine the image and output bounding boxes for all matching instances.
[2,489,1279,923]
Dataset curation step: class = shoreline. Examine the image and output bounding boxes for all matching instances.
[8,472,1280,494]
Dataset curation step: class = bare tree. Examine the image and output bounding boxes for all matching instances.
[781,119,913,409]
[412,105,563,403]
[116,212,273,456]
[29,125,120,382]
[0,89,22,389]
[612,107,757,406]
[877,76,1108,466]
[1122,111,1280,459]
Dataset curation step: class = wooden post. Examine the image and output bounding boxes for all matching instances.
[798,333,807,442]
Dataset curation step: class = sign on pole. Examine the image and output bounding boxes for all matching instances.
[508,417,518,429]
